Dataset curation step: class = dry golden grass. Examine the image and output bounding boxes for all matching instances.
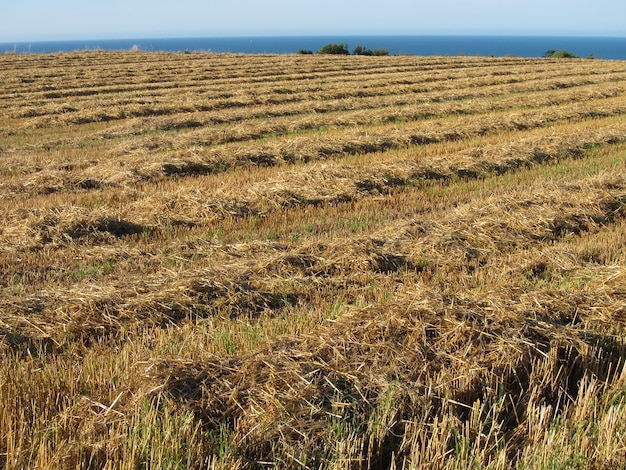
[1,51,626,469]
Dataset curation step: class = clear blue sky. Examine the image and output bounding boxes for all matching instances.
[2,0,625,42]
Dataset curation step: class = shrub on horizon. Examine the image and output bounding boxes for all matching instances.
[544,49,578,58]
[353,45,373,56]
[317,43,350,55]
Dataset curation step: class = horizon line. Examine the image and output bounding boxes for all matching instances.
[3,32,626,44]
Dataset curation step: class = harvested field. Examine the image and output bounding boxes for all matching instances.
[1,51,626,469]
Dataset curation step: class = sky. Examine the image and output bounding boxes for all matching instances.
[2,0,625,42]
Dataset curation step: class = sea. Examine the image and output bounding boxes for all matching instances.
[2,35,626,60]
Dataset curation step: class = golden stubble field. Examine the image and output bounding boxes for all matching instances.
[1,51,626,469]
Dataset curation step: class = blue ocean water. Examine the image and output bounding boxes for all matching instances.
[2,35,626,60]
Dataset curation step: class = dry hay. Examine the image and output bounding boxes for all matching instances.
[28,206,150,245]
[129,173,625,466]
[139,282,626,467]
[3,52,626,469]
[2,163,623,356]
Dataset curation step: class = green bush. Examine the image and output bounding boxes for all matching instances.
[353,45,373,56]
[296,49,313,55]
[317,43,350,55]
[353,45,390,56]
[313,43,390,56]
[544,49,578,59]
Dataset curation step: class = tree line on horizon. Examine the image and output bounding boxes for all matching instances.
[297,43,390,56]
[296,44,589,59]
